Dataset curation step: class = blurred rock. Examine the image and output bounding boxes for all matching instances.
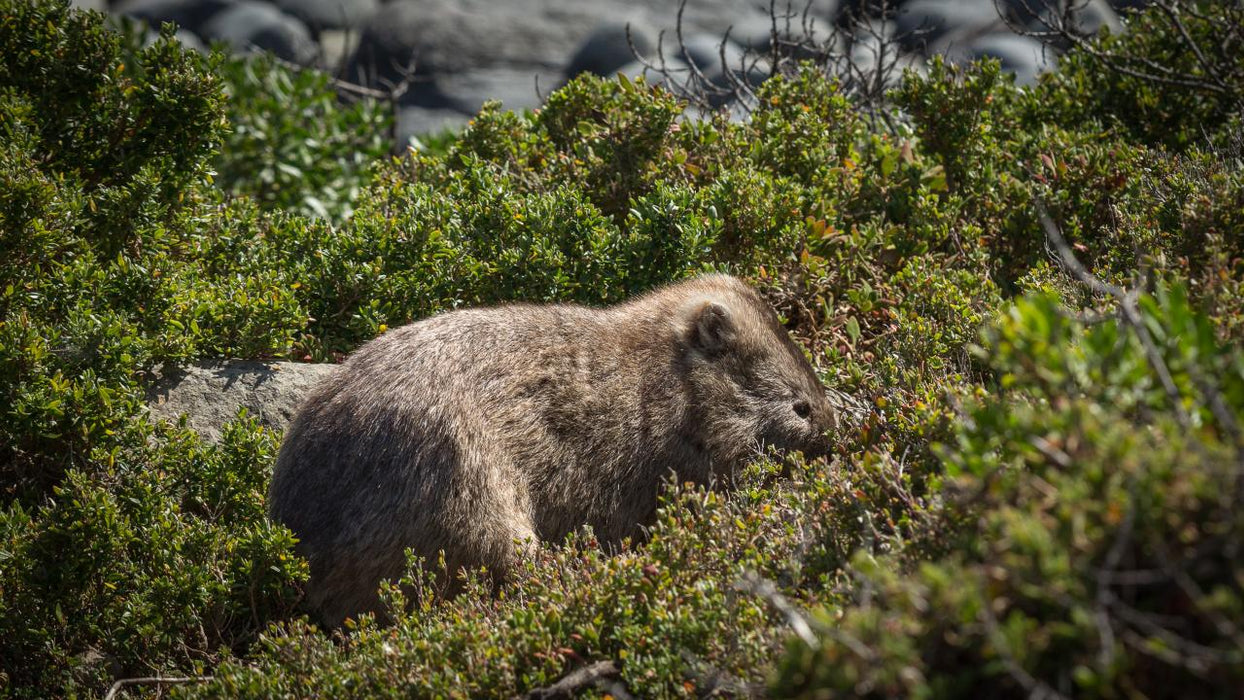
[396,106,473,148]
[172,28,207,52]
[896,0,1004,53]
[70,0,108,12]
[437,67,553,115]
[318,28,352,70]
[115,0,232,33]
[565,19,656,79]
[1002,0,1122,36]
[957,32,1053,85]
[275,0,378,31]
[202,1,320,65]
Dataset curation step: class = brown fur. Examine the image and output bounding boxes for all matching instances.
[267,274,836,626]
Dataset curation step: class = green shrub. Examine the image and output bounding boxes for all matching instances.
[2,0,1244,697]
[213,54,392,222]
[773,285,1244,697]
[1038,1,1244,150]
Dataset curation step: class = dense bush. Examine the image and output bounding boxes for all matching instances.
[1,0,1242,697]
[213,53,391,222]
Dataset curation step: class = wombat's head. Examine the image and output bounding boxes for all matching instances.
[676,277,836,479]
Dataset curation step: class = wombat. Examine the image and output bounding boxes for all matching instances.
[268,274,836,626]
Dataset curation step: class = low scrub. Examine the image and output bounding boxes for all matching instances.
[1,0,1241,697]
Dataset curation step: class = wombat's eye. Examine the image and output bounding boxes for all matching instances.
[792,399,812,419]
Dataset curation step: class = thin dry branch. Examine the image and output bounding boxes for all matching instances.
[104,676,213,700]
[978,594,1073,700]
[1038,206,1193,429]
[1003,0,1244,101]
[518,660,624,700]
[628,0,912,128]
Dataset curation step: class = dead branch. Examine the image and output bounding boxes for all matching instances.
[1003,0,1244,103]
[978,593,1073,700]
[1038,205,1193,429]
[518,660,624,700]
[104,675,213,700]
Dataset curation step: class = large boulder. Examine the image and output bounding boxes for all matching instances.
[274,0,378,31]
[146,361,339,443]
[953,32,1053,85]
[565,19,657,80]
[895,0,1005,53]
[201,0,320,65]
[114,0,233,33]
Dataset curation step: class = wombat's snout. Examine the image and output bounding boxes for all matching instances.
[801,393,837,458]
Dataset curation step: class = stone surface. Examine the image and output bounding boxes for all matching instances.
[202,1,320,65]
[70,0,108,12]
[395,106,472,146]
[147,361,339,443]
[895,0,1004,52]
[104,0,1126,147]
[957,32,1053,85]
[1003,0,1122,36]
[318,28,353,70]
[173,27,207,53]
[436,67,554,115]
[275,0,378,30]
[115,0,232,33]
[565,19,656,79]
[678,32,747,80]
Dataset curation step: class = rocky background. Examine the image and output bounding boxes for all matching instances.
[76,0,1145,149]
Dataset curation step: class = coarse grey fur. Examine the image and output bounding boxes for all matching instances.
[268,274,836,626]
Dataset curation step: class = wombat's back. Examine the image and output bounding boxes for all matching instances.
[268,303,665,624]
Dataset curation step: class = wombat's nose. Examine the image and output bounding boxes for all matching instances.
[813,396,837,439]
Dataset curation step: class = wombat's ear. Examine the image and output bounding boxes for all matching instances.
[688,301,735,354]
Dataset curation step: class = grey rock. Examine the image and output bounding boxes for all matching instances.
[646,0,840,39]
[837,0,897,24]
[318,28,353,71]
[958,32,1054,85]
[147,361,340,443]
[114,0,232,33]
[275,0,378,31]
[202,1,319,65]
[847,18,897,71]
[565,20,656,79]
[613,58,691,91]
[1002,0,1122,36]
[348,0,596,83]
[396,106,472,148]
[730,11,782,53]
[732,6,842,60]
[70,0,108,12]
[436,67,554,115]
[172,28,207,53]
[666,33,760,106]
[678,32,747,78]
[895,0,1005,53]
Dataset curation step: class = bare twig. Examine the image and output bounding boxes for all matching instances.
[736,570,878,670]
[104,676,213,700]
[518,660,624,700]
[1003,0,1244,104]
[1038,205,1192,429]
[628,0,913,127]
[734,571,821,650]
[978,595,1073,700]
